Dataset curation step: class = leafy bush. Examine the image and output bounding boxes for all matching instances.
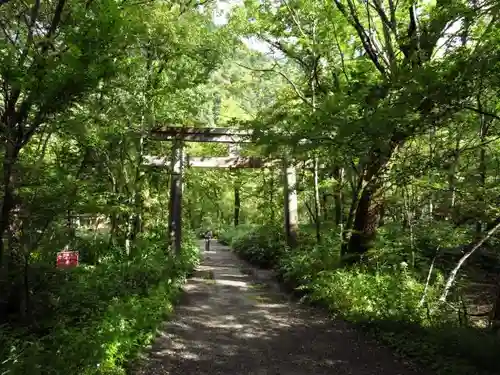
[218,224,256,245]
[0,231,200,375]
[227,224,285,268]
[412,220,472,256]
[278,235,341,288]
[364,221,471,272]
[306,266,442,323]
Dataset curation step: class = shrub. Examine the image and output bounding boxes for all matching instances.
[228,224,285,268]
[307,266,442,323]
[278,235,341,288]
[218,224,256,245]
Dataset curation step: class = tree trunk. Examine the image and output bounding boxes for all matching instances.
[344,133,402,259]
[447,133,460,219]
[283,163,298,248]
[305,201,316,224]
[168,142,183,255]
[476,145,486,233]
[428,126,435,220]
[234,181,240,226]
[125,213,134,257]
[492,283,500,323]
[341,172,363,256]
[0,143,20,268]
[333,167,344,227]
[269,170,275,222]
[476,96,488,235]
[313,156,321,243]
[2,202,23,321]
[347,179,383,257]
[133,134,145,238]
[440,220,500,303]
[321,193,329,222]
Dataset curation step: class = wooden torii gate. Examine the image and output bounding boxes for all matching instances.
[145,127,298,254]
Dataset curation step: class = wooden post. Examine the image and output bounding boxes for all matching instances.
[168,141,183,254]
[283,162,298,248]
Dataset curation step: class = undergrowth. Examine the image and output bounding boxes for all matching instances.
[222,223,500,375]
[0,228,200,375]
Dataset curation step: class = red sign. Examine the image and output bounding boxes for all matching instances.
[56,251,79,268]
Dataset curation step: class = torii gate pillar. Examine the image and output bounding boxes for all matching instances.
[168,142,183,254]
[283,162,298,248]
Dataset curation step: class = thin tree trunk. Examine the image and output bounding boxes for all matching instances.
[321,193,328,221]
[133,134,145,237]
[447,133,460,217]
[491,283,500,323]
[428,125,435,220]
[234,180,240,226]
[270,170,275,222]
[305,201,316,225]
[125,214,134,257]
[313,156,321,243]
[403,186,415,266]
[440,221,500,302]
[419,253,437,307]
[341,172,363,255]
[333,167,344,227]
[476,95,488,234]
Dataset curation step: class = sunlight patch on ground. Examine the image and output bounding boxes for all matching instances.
[219,273,247,278]
[183,280,212,290]
[216,278,250,288]
[255,303,288,309]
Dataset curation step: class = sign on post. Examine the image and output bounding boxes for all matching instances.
[56,250,79,268]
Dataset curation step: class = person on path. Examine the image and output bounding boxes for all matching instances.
[204,229,213,251]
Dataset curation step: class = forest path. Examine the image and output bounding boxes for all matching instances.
[135,241,426,375]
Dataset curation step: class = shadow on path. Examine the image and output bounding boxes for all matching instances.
[135,241,426,375]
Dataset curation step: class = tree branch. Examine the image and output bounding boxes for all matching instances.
[235,62,317,110]
[440,220,500,302]
[281,0,308,40]
[463,106,500,121]
[47,0,66,41]
[333,0,387,77]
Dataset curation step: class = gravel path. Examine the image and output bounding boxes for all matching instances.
[135,241,427,375]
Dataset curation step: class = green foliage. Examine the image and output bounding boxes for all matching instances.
[366,221,473,269]
[0,233,200,375]
[307,267,442,323]
[278,237,341,288]
[227,224,285,268]
[218,224,257,245]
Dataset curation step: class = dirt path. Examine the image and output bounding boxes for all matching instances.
[135,241,427,375]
